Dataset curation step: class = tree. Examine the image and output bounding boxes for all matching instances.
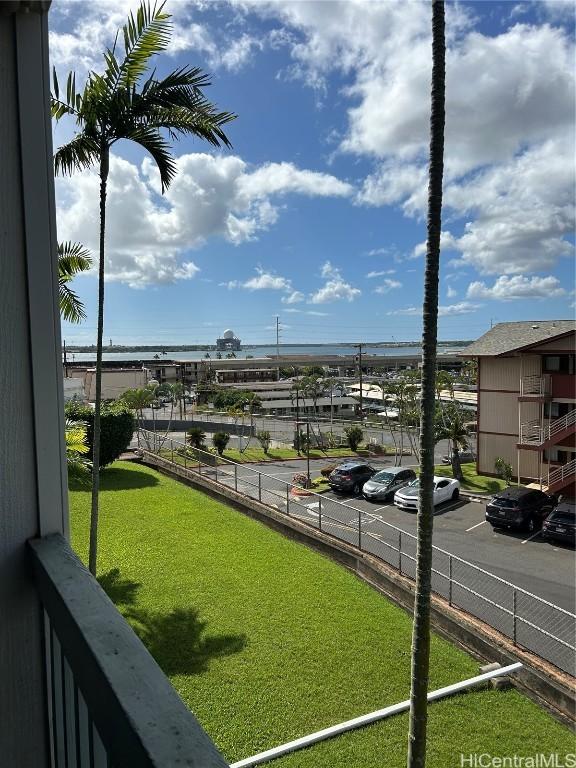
[121,387,154,445]
[256,430,271,455]
[186,428,206,449]
[58,241,92,323]
[52,1,235,575]
[435,404,468,482]
[407,3,446,767]
[212,431,230,456]
[344,425,363,452]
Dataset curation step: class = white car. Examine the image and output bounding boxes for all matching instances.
[394,476,460,510]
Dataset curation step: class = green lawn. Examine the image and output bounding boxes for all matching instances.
[159,444,396,466]
[434,463,507,494]
[69,463,571,767]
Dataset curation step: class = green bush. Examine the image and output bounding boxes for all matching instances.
[494,456,513,485]
[186,428,206,449]
[65,401,134,468]
[212,432,230,456]
[344,425,363,452]
[256,430,271,454]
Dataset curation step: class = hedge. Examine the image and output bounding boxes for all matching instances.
[65,401,134,468]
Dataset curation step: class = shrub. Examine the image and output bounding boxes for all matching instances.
[65,401,134,468]
[344,425,363,452]
[212,432,230,456]
[186,428,206,449]
[368,442,384,455]
[292,472,311,489]
[320,464,338,477]
[494,456,513,485]
[256,430,271,454]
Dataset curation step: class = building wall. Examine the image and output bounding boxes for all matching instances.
[529,334,576,353]
[85,369,148,401]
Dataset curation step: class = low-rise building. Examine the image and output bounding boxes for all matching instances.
[462,321,575,495]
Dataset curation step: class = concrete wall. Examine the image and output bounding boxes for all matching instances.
[85,368,148,401]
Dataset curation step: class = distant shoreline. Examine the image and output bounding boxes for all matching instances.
[65,340,472,353]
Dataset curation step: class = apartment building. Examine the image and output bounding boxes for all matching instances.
[462,321,575,495]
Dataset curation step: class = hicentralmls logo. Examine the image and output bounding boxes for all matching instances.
[460,756,576,768]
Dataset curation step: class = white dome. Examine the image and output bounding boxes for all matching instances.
[222,329,235,339]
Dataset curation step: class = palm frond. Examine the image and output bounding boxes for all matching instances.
[122,125,176,191]
[51,68,82,119]
[58,242,92,324]
[54,134,100,176]
[118,1,171,89]
[145,105,235,148]
[65,419,91,476]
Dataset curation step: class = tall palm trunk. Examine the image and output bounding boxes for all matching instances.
[89,146,109,576]
[407,3,445,767]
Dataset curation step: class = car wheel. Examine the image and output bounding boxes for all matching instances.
[452,489,459,501]
[353,483,361,495]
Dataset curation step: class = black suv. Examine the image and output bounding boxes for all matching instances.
[486,487,557,533]
[328,461,376,495]
[542,500,575,546]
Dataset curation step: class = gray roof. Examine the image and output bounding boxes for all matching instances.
[460,320,575,357]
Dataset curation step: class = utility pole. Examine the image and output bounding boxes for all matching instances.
[356,343,363,421]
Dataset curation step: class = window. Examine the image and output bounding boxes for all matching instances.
[437,480,450,488]
[543,355,575,374]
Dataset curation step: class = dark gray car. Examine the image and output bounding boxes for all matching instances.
[362,467,417,502]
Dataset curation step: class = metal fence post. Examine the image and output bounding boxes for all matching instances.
[258,472,262,502]
[398,531,402,574]
[286,484,290,515]
[448,555,453,606]
[171,443,174,464]
[234,464,238,492]
[358,509,362,550]
[318,496,322,531]
[215,462,218,483]
[184,449,187,470]
[512,588,517,645]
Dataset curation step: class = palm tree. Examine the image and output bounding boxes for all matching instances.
[58,241,92,323]
[121,387,154,445]
[435,404,468,482]
[407,3,445,767]
[52,0,235,575]
[65,418,91,477]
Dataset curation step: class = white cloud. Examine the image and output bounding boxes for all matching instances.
[282,291,305,304]
[446,285,457,299]
[243,269,292,291]
[366,269,396,278]
[56,153,352,287]
[239,162,353,200]
[387,302,481,317]
[466,275,566,301]
[373,279,402,294]
[307,262,361,304]
[284,309,330,316]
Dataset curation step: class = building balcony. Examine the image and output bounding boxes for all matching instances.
[29,534,228,768]
[519,374,552,400]
[518,409,576,449]
[543,459,576,495]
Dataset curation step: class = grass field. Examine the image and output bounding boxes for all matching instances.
[434,463,507,494]
[69,463,571,767]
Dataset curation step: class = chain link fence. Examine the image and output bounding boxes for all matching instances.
[141,430,575,677]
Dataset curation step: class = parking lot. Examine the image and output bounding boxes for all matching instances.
[234,457,575,612]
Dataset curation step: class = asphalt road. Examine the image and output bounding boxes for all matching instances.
[192,455,575,675]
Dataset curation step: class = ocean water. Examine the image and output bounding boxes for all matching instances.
[66,343,466,363]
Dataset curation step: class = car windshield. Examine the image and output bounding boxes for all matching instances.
[550,510,575,524]
[372,471,395,483]
[407,478,420,488]
[492,497,518,508]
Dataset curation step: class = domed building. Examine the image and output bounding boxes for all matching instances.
[216,328,241,352]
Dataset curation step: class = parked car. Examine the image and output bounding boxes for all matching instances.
[328,461,376,495]
[542,500,575,546]
[363,467,417,502]
[485,487,557,533]
[441,450,475,464]
[394,476,460,510]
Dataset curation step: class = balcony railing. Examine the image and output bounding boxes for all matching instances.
[546,459,576,491]
[519,409,576,446]
[29,534,228,768]
[520,374,551,397]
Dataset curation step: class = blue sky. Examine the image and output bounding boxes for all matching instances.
[50,0,575,346]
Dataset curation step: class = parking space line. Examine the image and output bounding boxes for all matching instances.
[521,531,542,545]
[466,520,486,532]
